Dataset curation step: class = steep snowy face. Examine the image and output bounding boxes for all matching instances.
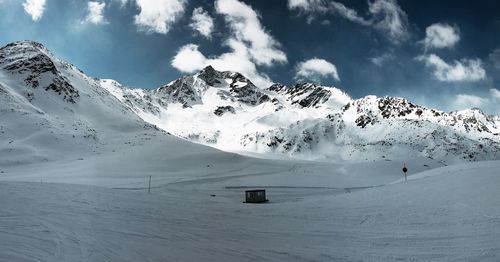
[268,83,351,111]
[0,41,174,166]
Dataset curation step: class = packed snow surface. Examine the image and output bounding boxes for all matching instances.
[1,160,499,261]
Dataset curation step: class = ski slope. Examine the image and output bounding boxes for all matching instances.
[1,160,499,261]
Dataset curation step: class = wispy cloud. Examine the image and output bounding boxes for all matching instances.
[452,94,486,109]
[489,48,500,71]
[83,1,107,25]
[417,54,486,82]
[23,0,46,21]
[189,7,214,39]
[370,53,394,66]
[449,89,500,114]
[287,0,409,43]
[369,0,409,43]
[288,0,328,13]
[216,0,287,66]
[490,88,500,101]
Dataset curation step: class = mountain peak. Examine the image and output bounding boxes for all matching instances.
[10,40,46,48]
[200,65,216,73]
[0,40,79,103]
[0,40,51,57]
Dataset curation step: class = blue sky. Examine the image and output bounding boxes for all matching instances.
[1,0,500,114]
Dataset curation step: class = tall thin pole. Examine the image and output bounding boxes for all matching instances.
[148,175,151,194]
[403,163,408,182]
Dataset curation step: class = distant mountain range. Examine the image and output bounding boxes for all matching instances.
[2,41,500,163]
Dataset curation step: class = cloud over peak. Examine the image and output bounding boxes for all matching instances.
[23,0,46,21]
[417,54,486,82]
[171,0,287,88]
[171,44,207,73]
[449,89,500,114]
[295,58,340,83]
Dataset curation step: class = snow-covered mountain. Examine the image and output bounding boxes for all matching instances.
[101,63,500,163]
[0,40,248,176]
[2,41,500,164]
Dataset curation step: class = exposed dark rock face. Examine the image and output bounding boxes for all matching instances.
[197,65,224,86]
[0,41,79,103]
[268,83,335,108]
[214,106,235,116]
[157,76,202,108]
[156,66,270,107]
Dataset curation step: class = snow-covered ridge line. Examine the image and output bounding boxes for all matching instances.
[2,40,500,163]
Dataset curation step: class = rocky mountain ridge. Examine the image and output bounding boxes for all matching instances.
[2,41,499,163]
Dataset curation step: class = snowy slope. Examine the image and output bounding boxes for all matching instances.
[0,41,290,187]
[1,160,499,261]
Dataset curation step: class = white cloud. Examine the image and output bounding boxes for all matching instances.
[417,54,486,82]
[295,58,340,83]
[452,89,500,115]
[189,7,214,39]
[422,23,460,49]
[215,0,287,66]
[452,94,485,109]
[83,1,107,25]
[287,0,409,43]
[287,0,328,13]
[330,1,370,25]
[448,89,500,114]
[172,41,274,88]
[171,0,287,88]
[23,0,46,21]
[288,0,368,25]
[133,0,187,34]
[447,90,500,115]
[288,0,367,24]
[171,44,207,73]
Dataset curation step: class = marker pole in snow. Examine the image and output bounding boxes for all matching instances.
[403,163,408,182]
[148,176,151,194]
